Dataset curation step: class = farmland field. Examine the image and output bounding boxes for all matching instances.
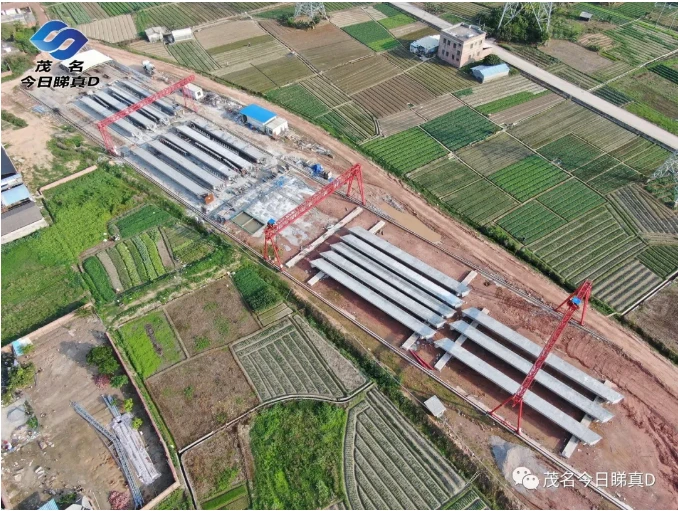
[594,260,662,312]
[209,38,288,71]
[406,59,477,95]
[79,14,138,43]
[344,390,466,510]
[540,39,615,74]
[363,128,448,176]
[603,23,678,67]
[168,40,219,73]
[162,223,214,264]
[588,165,641,194]
[343,21,399,51]
[195,20,266,49]
[457,132,534,176]
[232,317,365,401]
[509,101,597,149]
[442,179,518,225]
[593,86,634,107]
[47,3,92,25]
[413,94,464,121]
[128,40,177,62]
[220,66,277,93]
[147,346,259,449]
[325,56,399,95]
[463,75,545,108]
[547,62,601,90]
[536,179,606,220]
[114,204,173,238]
[134,2,271,32]
[266,84,329,119]
[538,134,604,171]
[476,91,549,115]
[378,110,425,137]
[490,93,564,126]
[301,76,351,108]
[352,74,435,117]
[165,277,259,357]
[329,7,373,28]
[489,155,567,202]
[318,103,376,143]
[409,157,482,199]
[255,56,314,87]
[421,107,500,151]
[498,202,567,244]
[183,425,247,505]
[117,309,185,378]
[82,257,115,303]
[528,206,646,286]
[638,245,678,279]
[573,155,621,182]
[610,186,678,235]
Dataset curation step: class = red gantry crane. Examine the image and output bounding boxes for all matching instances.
[264,163,365,268]
[489,280,593,434]
[97,74,196,155]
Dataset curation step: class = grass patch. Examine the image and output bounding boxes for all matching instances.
[250,401,345,509]
[1,110,27,128]
[626,102,678,135]
[154,489,193,510]
[379,13,415,30]
[117,310,184,378]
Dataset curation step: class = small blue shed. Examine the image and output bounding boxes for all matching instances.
[239,104,288,136]
[471,63,510,83]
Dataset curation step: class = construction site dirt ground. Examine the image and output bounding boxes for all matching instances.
[628,282,678,354]
[0,314,173,509]
[86,43,678,510]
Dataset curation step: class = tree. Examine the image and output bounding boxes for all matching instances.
[123,398,134,413]
[110,375,129,388]
[132,417,143,430]
[479,7,549,45]
[483,54,502,66]
[86,346,120,376]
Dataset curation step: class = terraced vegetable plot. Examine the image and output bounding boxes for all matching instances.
[408,158,481,199]
[442,179,518,225]
[352,74,435,117]
[102,227,170,293]
[637,245,678,278]
[594,260,662,311]
[593,86,634,106]
[344,390,465,510]
[134,2,269,32]
[588,165,640,194]
[509,101,597,149]
[573,155,621,182]
[162,224,214,264]
[406,59,477,95]
[536,179,606,220]
[79,14,138,43]
[343,21,399,52]
[538,134,604,171]
[489,155,567,202]
[498,202,566,244]
[363,128,447,176]
[232,319,363,401]
[457,133,534,177]
[168,40,219,73]
[421,107,499,152]
[266,84,329,119]
[610,185,678,235]
[301,76,350,108]
[325,56,400,94]
[463,76,545,108]
[529,207,645,286]
[47,3,92,25]
[603,24,678,67]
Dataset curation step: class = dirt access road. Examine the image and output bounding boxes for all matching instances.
[92,42,678,505]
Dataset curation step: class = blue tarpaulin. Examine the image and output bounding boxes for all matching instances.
[239,104,277,125]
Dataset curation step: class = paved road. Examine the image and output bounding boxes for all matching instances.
[398,2,678,151]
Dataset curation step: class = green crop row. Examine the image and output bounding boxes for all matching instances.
[83,256,116,303]
[115,204,172,238]
[421,107,499,151]
[538,134,604,171]
[637,245,678,279]
[477,91,549,115]
[650,64,678,84]
[202,484,248,510]
[107,246,132,289]
[266,84,329,120]
[536,179,605,220]
[593,86,634,106]
[363,128,448,176]
[100,2,162,16]
[343,21,399,52]
[47,3,91,25]
[489,155,567,202]
[116,242,142,286]
[233,267,282,312]
[497,202,566,245]
[141,231,166,277]
[573,155,620,181]
[410,158,481,199]
[589,165,641,194]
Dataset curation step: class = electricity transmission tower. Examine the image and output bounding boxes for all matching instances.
[498,2,554,33]
[294,2,326,18]
[654,2,678,29]
[650,151,678,206]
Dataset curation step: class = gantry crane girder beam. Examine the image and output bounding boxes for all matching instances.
[96,74,196,154]
[489,280,593,434]
[264,163,365,267]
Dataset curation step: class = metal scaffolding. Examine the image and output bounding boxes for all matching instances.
[294,2,326,18]
[498,2,553,33]
[650,150,678,206]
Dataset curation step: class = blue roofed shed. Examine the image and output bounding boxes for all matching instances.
[471,63,510,83]
[1,184,31,208]
[239,104,288,136]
